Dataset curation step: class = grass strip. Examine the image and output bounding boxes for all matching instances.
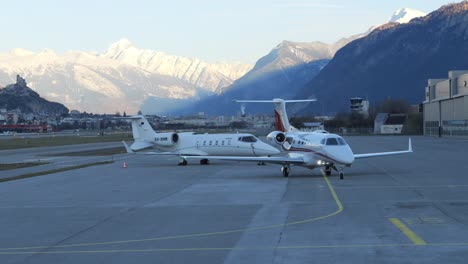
[0,161,114,183]
[0,134,132,150]
[0,162,49,171]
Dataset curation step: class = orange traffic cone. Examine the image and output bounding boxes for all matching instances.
[122,161,127,168]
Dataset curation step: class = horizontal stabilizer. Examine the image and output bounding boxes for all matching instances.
[234,99,317,103]
[122,141,134,153]
[130,141,154,151]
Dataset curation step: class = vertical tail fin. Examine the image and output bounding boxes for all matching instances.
[129,115,157,140]
[124,115,157,150]
[234,99,316,132]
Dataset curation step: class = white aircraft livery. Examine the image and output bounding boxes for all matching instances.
[123,115,279,165]
[183,99,412,179]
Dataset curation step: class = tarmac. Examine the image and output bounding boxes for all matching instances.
[0,136,468,263]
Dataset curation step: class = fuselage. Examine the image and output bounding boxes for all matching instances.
[154,132,279,156]
[268,130,355,168]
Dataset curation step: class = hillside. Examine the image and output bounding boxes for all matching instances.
[0,75,68,114]
[297,1,468,114]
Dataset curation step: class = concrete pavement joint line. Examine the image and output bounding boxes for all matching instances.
[0,174,343,252]
[2,242,468,254]
[389,218,427,245]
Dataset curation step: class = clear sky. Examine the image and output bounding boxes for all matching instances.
[0,0,453,63]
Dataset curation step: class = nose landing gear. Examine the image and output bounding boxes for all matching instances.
[324,164,344,180]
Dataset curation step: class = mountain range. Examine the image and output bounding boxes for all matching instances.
[0,7,428,115]
[296,2,468,115]
[180,8,427,115]
[0,40,252,114]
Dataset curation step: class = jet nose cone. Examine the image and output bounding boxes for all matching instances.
[327,146,354,165]
[257,142,280,155]
[340,148,355,165]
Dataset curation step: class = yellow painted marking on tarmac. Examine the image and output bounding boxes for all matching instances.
[2,242,468,255]
[389,218,427,245]
[0,174,343,251]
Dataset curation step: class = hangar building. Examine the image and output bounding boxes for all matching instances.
[423,70,468,136]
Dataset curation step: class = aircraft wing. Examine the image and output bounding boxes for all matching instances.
[182,155,305,165]
[353,138,413,159]
[122,141,180,156]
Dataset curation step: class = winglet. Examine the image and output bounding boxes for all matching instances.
[122,141,134,154]
[408,138,413,152]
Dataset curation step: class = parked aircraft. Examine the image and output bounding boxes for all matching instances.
[122,115,279,165]
[182,99,412,179]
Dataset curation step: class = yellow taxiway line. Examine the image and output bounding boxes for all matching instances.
[0,174,342,252]
[1,242,468,255]
[389,218,427,245]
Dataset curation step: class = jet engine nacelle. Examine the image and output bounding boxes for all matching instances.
[153,132,179,146]
[267,131,286,145]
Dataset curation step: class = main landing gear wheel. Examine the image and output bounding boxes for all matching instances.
[178,159,188,166]
[325,166,332,176]
[281,166,290,177]
[257,161,266,165]
[339,172,344,180]
[200,159,209,165]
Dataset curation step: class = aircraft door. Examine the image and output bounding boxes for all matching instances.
[250,143,257,156]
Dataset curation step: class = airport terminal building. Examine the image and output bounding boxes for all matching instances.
[423,70,468,136]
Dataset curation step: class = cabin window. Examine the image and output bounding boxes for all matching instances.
[239,136,257,142]
[209,141,212,145]
[215,140,218,145]
[222,141,225,145]
[227,140,231,145]
[320,139,326,145]
[203,141,206,146]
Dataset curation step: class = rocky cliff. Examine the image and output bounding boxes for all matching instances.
[0,75,68,114]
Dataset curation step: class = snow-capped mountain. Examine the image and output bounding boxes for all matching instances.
[103,39,252,92]
[296,2,466,114]
[181,8,428,115]
[388,8,427,24]
[0,50,200,113]
[0,40,252,113]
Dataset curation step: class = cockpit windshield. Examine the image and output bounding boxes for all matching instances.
[326,138,339,145]
[325,137,348,146]
[337,138,347,145]
[238,136,257,142]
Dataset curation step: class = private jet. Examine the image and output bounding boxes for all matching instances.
[182,99,412,179]
[122,115,279,165]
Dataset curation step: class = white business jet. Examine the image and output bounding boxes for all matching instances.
[182,99,412,179]
[122,115,279,165]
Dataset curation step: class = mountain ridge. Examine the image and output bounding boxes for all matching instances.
[296,1,468,114]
